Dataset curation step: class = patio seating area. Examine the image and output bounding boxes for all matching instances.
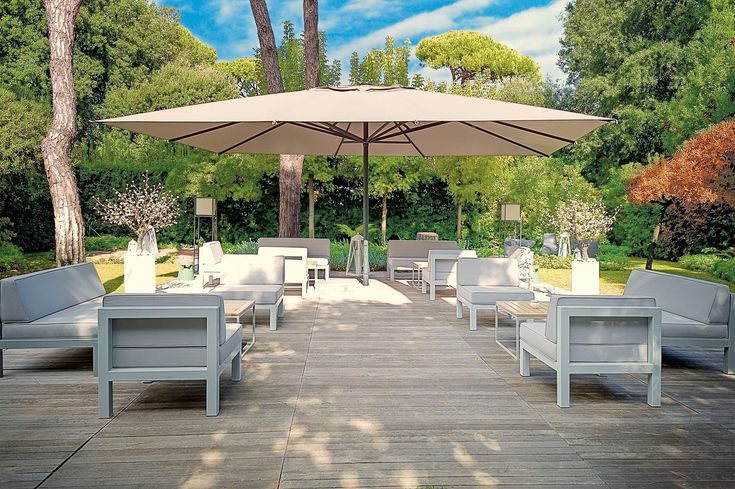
[2,274,735,488]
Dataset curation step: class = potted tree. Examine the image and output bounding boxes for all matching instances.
[95,174,180,293]
[552,196,615,294]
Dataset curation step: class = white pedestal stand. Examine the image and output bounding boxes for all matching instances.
[124,254,156,293]
[571,260,599,295]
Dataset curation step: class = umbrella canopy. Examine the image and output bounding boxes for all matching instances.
[99,85,612,285]
[100,85,611,158]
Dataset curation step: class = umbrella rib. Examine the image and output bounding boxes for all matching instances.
[367,122,392,141]
[491,121,577,144]
[218,122,285,154]
[460,122,549,157]
[396,122,426,158]
[321,122,363,142]
[170,122,240,143]
[371,121,451,142]
[286,121,351,140]
[333,122,352,157]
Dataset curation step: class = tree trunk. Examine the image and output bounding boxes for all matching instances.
[308,174,315,238]
[279,154,304,237]
[42,0,85,267]
[249,0,283,94]
[646,203,670,270]
[303,0,319,88]
[381,195,387,244]
[456,202,462,241]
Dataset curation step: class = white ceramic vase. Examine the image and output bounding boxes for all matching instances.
[124,253,156,293]
[571,259,600,295]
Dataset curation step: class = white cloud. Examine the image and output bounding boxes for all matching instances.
[471,0,567,81]
[331,0,498,59]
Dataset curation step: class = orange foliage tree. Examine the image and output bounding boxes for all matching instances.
[628,120,735,269]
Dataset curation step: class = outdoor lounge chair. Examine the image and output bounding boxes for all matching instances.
[624,269,735,374]
[387,239,457,281]
[258,246,309,296]
[97,294,242,417]
[209,255,285,330]
[258,238,331,280]
[456,257,535,331]
[0,262,105,377]
[421,249,477,300]
[519,295,662,407]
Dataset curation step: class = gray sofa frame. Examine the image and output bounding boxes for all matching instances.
[387,240,458,281]
[0,263,105,377]
[97,294,242,417]
[520,296,662,407]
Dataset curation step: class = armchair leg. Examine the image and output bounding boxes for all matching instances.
[390,268,394,281]
[302,283,307,297]
[0,350,4,378]
[647,369,661,407]
[456,299,463,319]
[429,283,435,301]
[469,307,477,331]
[269,308,278,331]
[556,370,570,408]
[725,346,735,375]
[277,300,285,317]
[232,354,242,382]
[92,346,98,377]
[325,267,329,280]
[520,347,530,377]
[99,380,113,418]
[206,375,220,417]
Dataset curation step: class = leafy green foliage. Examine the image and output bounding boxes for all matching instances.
[416,31,541,85]
[0,241,26,272]
[349,37,412,86]
[535,255,574,269]
[85,234,131,252]
[711,258,735,282]
[678,253,723,272]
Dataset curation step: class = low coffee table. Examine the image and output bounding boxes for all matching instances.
[224,299,256,357]
[495,300,548,359]
[412,261,428,289]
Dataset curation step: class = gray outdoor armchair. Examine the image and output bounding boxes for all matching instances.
[520,295,662,407]
[97,294,242,417]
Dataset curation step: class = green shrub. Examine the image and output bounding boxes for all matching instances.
[679,253,722,272]
[711,258,735,282]
[475,246,505,257]
[536,254,573,269]
[223,240,258,254]
[599,255,631,271]
[85,234,131,252]
[599,243,631,257]
[330,240,387,271]
[0,242,26,271]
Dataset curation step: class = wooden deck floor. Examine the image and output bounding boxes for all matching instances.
[1,275,735,488]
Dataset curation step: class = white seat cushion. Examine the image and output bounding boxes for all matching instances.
[210,284,284,305]
[457,285,534,305]
[661,311,727,339]
[1,297,103,339]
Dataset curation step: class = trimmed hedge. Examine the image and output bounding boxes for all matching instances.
[710,258,735,282]
[678,253,722,272]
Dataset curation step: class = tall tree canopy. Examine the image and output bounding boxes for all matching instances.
[416,31,540,85]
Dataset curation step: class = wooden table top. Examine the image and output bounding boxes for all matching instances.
[224,299,256,319]
[495,300,549,319]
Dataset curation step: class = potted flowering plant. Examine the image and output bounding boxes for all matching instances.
[551,196,615,294]
[94,174,180,292]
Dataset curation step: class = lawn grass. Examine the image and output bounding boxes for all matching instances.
[539,257,735,294]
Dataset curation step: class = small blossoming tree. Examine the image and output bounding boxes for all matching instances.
[94,174,181,253]
[551,196,615,261]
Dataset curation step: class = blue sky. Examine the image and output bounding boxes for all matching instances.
[160,0,568,83]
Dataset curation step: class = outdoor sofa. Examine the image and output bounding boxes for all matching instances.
[387,239,457,281]
[421,249,477,300]
[258,246,309,296]
[0,262,105,376]
[520,295,662,407]
[624,269,735,374]
[209,255,285,331]
[258,237,331,280]
[97,294,242,417]
[456,257,535,331]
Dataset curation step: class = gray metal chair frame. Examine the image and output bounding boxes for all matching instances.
[97,303,242,418]
[520,305,662,408]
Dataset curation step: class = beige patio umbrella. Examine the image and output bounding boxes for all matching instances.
[99,85,612,284]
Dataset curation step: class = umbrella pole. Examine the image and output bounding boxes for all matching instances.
[362,122,370,286]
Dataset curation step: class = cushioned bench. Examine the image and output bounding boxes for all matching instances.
[209,255,285,331]
[456,257,535,331]
[623,269,735,373]
[0,263,105,376]
[387,240,457,281]
[258,246,309,296]
[258,238,331,280]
